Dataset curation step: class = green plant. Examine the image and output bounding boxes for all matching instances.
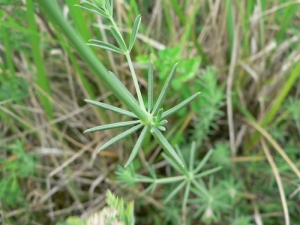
[71,0,200,168]
[57,190,134,225]
[0,141,37,207]
[32,1,300,224]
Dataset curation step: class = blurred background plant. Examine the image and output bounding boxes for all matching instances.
[0,0,300,224]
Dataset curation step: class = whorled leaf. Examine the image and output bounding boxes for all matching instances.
[129,15,141,51]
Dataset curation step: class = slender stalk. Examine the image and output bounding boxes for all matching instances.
[109,18,146,111]
[37,0,151,124]
[125,53,146,111]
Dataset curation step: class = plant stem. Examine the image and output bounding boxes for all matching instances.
[125,53,146,111]
[37,0,151,124]
[109,18,146,111]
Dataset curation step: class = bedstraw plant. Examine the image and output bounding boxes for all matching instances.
[75,0,200,168]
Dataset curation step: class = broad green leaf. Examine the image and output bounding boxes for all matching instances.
[75,2,110,18]
[109,26,128,51]
[152,63,178,115]
[164,181,186,204]
[125,126,148,167]
[83,120,140,133]
[87,40,125,54]
[150,126,184,167]
[148,56,154,112]
[162,92,200,119]
[99,124,143,151]
[128,15,141,51]
[85,99,137,118]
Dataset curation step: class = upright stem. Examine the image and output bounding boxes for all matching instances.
[110,19,146,111]
[125,53,146,111]
[38,0,151,123]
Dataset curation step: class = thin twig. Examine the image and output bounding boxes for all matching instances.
[260,138,290,225]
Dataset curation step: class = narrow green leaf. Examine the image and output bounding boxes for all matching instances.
[194,167,222,179]
[125,126,148,167]
[152,63,178,115]
[37,0,151,123]
[193,150,214,174]
[156,108,163,122]
[128,15,141,51]
[189,142,196,171]
[175,146,187,168]
[155,176,185,184]
[164,181,186,204]
[145,183,157,194]
[162,92,201,119]
[99,124,143,151]
[182,181,191,207]
[158,120,168,126]
[83,120,140,133]
[191,180,210,197]
[148,56,154,112]
[75,3,110,18]
[26,0,53,119]
[162,153,185,174]
[87,40,125,54]
[109,26,128,51]
[91,0,105,8]
[150,126,184,167]
[85,99,137,118]
[105,0,113,16]
[158,126,166,131]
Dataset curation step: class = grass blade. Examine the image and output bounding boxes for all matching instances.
[162,92,200,119]
[125,125,148,167]
[87,40,125,54]
[108,71,139,105]
[66,0,92,41]
[99,124,143,151]
[128,15,141,51]
[150,126,184,167]
[26,0,53,119]
[152,63,178,115]
[148,56,154,112]
[109,26,128,51]
[85,99,137,118]
[83,120,140,133]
